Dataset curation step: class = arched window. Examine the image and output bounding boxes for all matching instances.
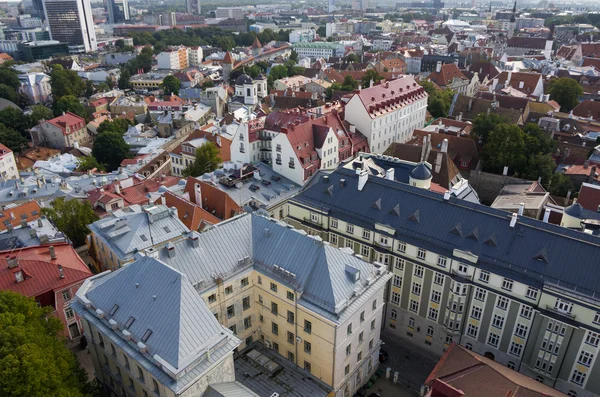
[507,362,516,370]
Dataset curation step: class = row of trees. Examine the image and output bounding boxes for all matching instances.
[471,113,573,197]
[128,27,290,53]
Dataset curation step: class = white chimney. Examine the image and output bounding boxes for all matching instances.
[543,208,551,223]
[385,168,394,180]
[443,191,451,201]
[509,213,518,228]
[436,61,442,73]
[253,170,261,180]
[194,183,202,206]
[369,79,374,88]
[357,168,369,191]
[518,202,524,216]
[115,183,121,195]
[49,245,56,260]
[58,264,65,279]
[441,139,448,153]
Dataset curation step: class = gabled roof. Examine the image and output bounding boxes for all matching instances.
[582,43,600,58]
[449,94,523,124]
[183,177,242,220]
[507,36,548,49]
[0,243,92,297]
[157,191,220,231]
[427,63,468,87]
[84,254,234,371]
[46,112,86,135]
[425,343,567,397]
[577,182,600,212]
[495,71,542,96]
[572,100,600,120]
[0,202,41,232]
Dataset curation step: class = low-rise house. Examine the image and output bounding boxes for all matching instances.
[426,62,471,95]
[154,190,219,231]
[87,204,189,271]
[489,71,544,99]
[31,112,89,150]
[0,243,92,341]
[0,143,19,180]
[0,215,68,250]
[491,181,552,220]
[505,36,553,59]
[448,94,524,124]
[19,72,51,103]
[572,100,600,120]
[0,201,41,232]
[170,124,232,176]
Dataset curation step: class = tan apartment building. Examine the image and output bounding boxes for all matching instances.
[31,112,90,149]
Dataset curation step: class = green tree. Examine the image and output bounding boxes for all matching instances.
[42,197,98,246]
[361,69,383,88]
[0,108,32,138]
[50,64,85,99]
[547,77,584,112]
[85,80,94,98]
[96,118,132,135]
[161,75,181,96]
[53,95,87,119]
[182,142,221,177]
[269,65,288,81]
[0,67,21,90]
[0,83,18,103]
[345,53,359,63]
[0,290,94,397]
[98,82,110,92]
[118,68,131,90]
[216,36,235,51]
[0,124,27,152]
[202,80,215,88]
[76,155,106,172]
[317,26,326,37]
[418,80,454,118]
[92,131,130,171]
[481,124,527,174]
[549,173,574,197]
[289,50,299,62]
[522,153,556,186]
[471,113,506,145]
[522,123,555,155]
[30,105,53,125]
[341,75,359,91]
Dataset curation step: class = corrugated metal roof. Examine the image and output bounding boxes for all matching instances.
[204,382,260,397]
[85,255,233,371]
[157,213,388,322]
[291,168,600,299]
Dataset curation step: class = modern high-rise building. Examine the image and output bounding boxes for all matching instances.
[107,0,129,24]
[186,0,200,14]
[43,0,97,53]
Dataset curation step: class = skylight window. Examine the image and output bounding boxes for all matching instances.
[163,226,171,233]
[140,234,148,242]
[125,316,135,329]
[109,304,119,316]
[141,329,153,343]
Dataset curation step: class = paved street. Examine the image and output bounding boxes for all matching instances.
[378,331,440,392]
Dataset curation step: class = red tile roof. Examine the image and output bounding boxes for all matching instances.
[354,75,427,118]
[582,43,600,58]
[507,36,547,49]
[156,191,220,230]
[47,112,86,135]
[425,343,568,397]
[577,183,600,211]
[0,202,42,232]
[572,100,600,120]
[183,177,242,220]
[427,63,468,87]
[582,57,600,69]
[223,51,233,64]
[0,243,92,298]
[496,71,542,96]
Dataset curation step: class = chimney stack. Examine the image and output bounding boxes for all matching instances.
[510,213,518,228]
[441,139,449,153]
[543,208,551,223]
[49,246,56,260]
[58,264,65,279]
[436,61,442,73]
[357,167,369,191]
[518,202,524,216]
[385,168,395,181]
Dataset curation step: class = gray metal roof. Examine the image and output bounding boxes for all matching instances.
[204,382,260,397]
[88,205,190,261]
[73,255,240,393]
[291,167,600,299]
[157,213,389,323]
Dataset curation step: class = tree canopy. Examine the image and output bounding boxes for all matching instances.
[0,124,27,152]
[96,118,132,135]
[547,77,583,112]
[471,113,507,145]
[419,80,454,118]
[0,83,18,103]
[182,142,221,177]
[161,75,181,96]
[92,131,130,171]
[41,197,99,247]
[361,69,383,88]
[53,95,87,119]
[76,156,106,172]
[0,108,33,139]
[30,105,53,125]
[49,64,85,100]
[0,291,95,397]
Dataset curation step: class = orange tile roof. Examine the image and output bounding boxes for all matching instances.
[156,191,220,230]
[183,177,242,220]
[0,202,42,232]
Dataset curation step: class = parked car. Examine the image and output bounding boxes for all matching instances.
[379,349,389,362]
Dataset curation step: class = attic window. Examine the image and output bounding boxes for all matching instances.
[372,198,381,210]
[183,212,189,219]
[390,204,400,216]
[125,316,135,329]
[450,223,462,236]
[109,304,119,316]
[467,228,479,241]
[484,235,497,247]
[533,248,548,263]
[163,226,171,233]
[140,235,148,242]
[141,329,153,343]
[407,209,420,223]
[325,185,334,196]
[31,210,38,216]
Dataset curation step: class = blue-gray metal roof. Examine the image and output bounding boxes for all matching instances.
[204,382,260,397]
[291,167,600,299]
[88,205,189,261]
[157,213,389,322]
